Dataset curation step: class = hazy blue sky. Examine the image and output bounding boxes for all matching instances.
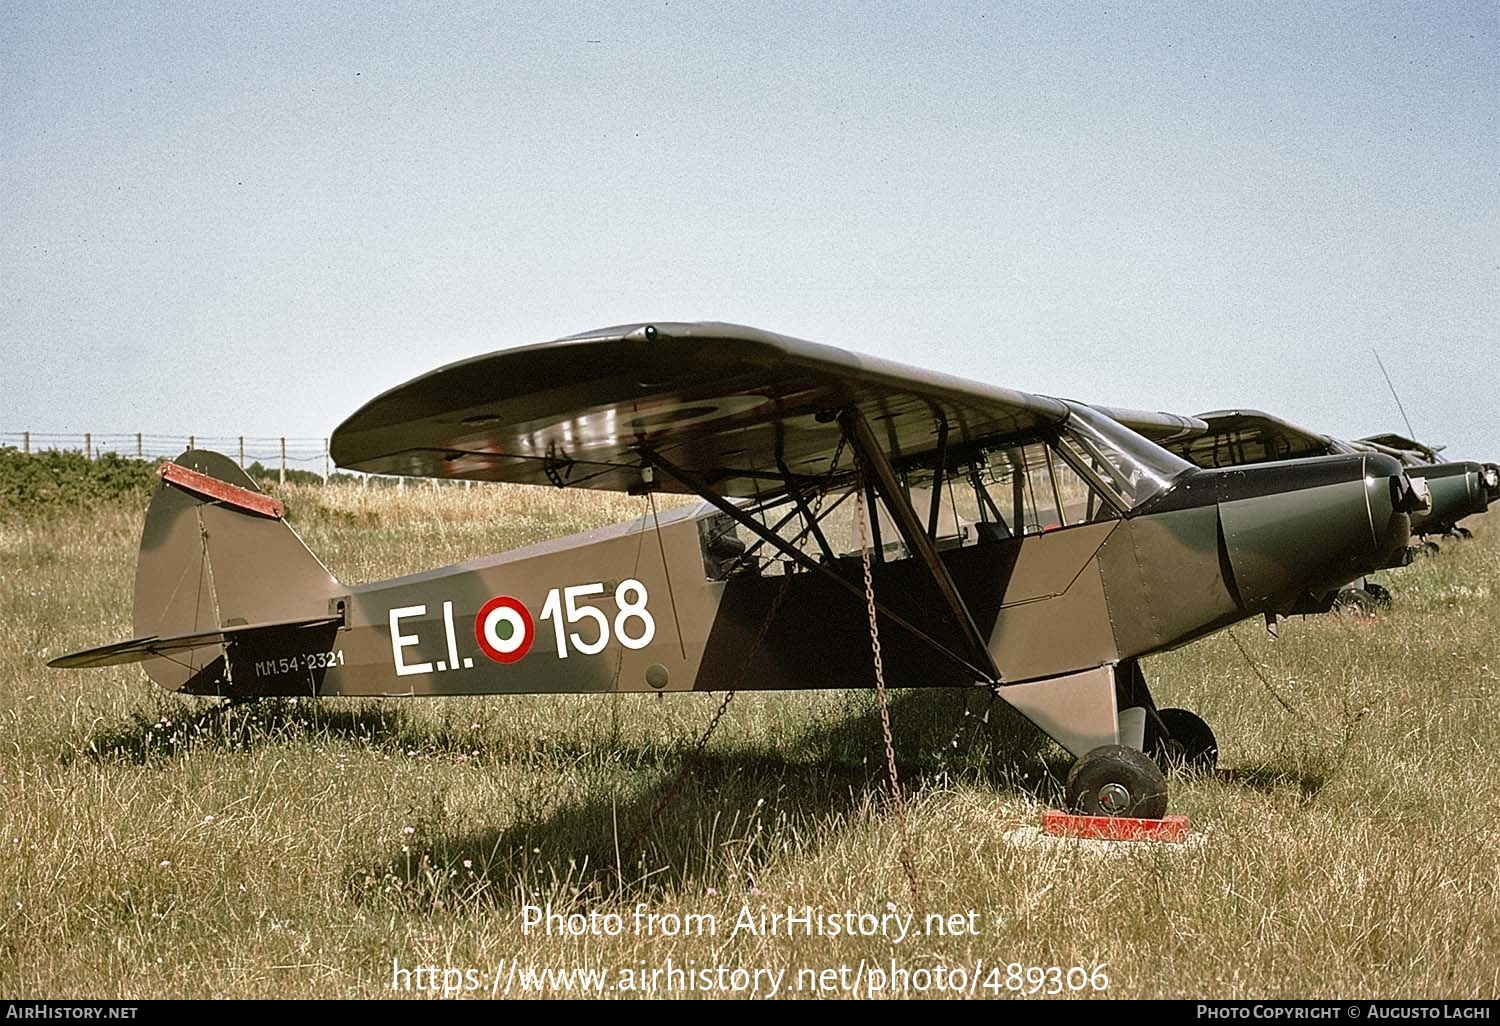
[3,2,1496,459]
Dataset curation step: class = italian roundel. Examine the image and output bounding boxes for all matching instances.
[475,596,534,663]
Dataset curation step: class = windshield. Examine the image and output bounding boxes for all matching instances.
[1057,402,1194,507]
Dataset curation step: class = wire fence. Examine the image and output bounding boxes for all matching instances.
[2,431,334,482]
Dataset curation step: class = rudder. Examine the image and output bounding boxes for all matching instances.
[133,450,342,692]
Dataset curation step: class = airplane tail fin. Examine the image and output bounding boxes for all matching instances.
[49,450,345,694]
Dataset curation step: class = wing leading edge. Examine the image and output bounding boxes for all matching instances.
[331,322,1069,498]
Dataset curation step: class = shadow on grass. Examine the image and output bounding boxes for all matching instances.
[77,681,1356,906]
[1214,764,1333,803]
[347,688,1071,909]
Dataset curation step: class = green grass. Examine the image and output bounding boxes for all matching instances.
[1,482,1496,999]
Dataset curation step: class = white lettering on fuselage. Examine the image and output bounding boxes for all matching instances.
[385,581,656,678]
[389,605,433,677]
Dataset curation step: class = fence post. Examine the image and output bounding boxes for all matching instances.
[279,438,286,486]
[238,436,244,467]
[84,432,92,460]
[22,431,29,455]
[135,433,142,459]
[324,438,330,484]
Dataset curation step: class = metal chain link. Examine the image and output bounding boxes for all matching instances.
[618,436,851,874]
[855,480,926,914]
[1227,624,1347,739]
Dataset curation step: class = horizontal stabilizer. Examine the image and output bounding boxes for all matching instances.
[48,616,343,669]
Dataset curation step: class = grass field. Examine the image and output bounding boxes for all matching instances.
[2,479,1497,999]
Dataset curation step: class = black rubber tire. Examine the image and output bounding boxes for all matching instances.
[1363,582,1394,609]
[1333,586,1376,616]
[1419,539,1442,558]
[1064,744,1169,820]
[1147,707,1219,774]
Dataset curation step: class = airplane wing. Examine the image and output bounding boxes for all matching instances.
[1106,408,1349,468]
[1090,406,1207,445]
[331,322,1070,497]
[1357,433,1442,464]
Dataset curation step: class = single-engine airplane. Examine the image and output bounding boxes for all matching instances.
[1351,434,1499,534]
[1358,433,1444,465]
[1103,408,1493,545]
[50,323,1428,819]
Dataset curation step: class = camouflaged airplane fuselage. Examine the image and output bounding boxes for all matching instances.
[52,324,1425,762]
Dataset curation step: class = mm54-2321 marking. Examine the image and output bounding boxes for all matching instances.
[254,650,345,677]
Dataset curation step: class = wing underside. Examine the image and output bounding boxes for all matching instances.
[330,323,1071,498]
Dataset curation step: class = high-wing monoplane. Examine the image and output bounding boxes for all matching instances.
[1103,408,1493,544]
[50,324,1428,819]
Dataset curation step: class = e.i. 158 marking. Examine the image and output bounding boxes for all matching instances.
[388,580,654,677]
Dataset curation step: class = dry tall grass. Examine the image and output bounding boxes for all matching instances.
[2,482,1496,998]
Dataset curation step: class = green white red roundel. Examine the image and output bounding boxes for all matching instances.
[475,596,534,663]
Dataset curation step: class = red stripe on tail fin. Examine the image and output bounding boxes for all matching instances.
[158,462,284,519]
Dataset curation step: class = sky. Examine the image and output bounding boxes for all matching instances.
[2,2,1496,461]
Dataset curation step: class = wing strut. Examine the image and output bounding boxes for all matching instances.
[926,415,950,540]
[776,459,837,563]
[647,453,994,682]
[838,407,1003,686]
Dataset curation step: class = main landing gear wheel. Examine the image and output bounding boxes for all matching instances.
[1333,586,1376,616]
[1064,744,1169,820]
[1147,707,1218,774]
[1363,582,1393,609]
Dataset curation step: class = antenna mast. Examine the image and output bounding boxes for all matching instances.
[1372,348,1417,440]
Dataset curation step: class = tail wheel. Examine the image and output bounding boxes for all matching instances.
[1147,707,1218,774]
[1064,744,1169,819]
[1363,582,1394,609]
[1419,539,1442,558]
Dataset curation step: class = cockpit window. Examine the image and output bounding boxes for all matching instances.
[1056,402,1193,507]
[695,407,1191,581]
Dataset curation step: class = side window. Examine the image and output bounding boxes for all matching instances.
[1050,447,1121,525]
[697,433,1127,582]
[988,444,1054,536]
[979,440,1120,538]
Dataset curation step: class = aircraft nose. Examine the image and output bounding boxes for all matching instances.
[1407,461,1490,535]
[1211,453,1410,609]
[1363,455,1413,570]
